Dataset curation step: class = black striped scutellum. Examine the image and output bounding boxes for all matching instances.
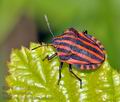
[35,28,106,88]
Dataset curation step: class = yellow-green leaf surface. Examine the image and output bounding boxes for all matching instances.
[6,43,120,102]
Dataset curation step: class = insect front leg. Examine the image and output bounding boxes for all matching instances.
[43,53,57,61]
[69,64,82,88]
[57,62,63,85]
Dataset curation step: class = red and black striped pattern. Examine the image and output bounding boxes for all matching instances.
[52,28,106,70]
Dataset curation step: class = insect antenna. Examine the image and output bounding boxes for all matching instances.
[32,15,54,50]
[44,14,54,37]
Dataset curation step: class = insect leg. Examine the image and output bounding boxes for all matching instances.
[43,53,57,61]
[32,44,53,50]
[69,64,82,88]
[83,30,88,34]
[57,62,63,85]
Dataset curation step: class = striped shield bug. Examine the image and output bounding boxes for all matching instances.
[32,15,106,88]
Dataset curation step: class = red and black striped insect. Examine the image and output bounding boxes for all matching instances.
[33,16,106,88]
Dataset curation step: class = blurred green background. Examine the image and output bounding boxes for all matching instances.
[0,0,120,101]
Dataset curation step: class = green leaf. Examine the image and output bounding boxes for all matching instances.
[6,43,120,102]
